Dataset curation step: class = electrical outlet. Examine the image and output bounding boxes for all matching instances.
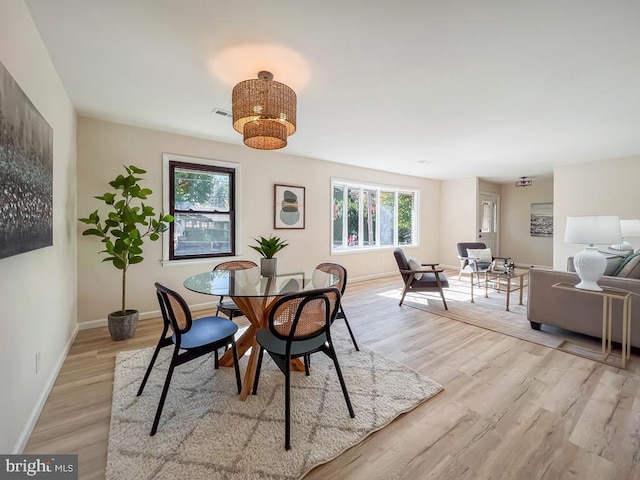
[35,351,41,374]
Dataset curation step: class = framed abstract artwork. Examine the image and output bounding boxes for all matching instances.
[0,60,53,259]
[274,184,305,229]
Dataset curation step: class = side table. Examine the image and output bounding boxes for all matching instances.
[551,282,633,368]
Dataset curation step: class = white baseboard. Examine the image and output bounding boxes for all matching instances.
[78,301,220,330]
[13,323,79,454]
[349,271,397,283]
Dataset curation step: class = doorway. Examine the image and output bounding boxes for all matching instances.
[478,193,499,254]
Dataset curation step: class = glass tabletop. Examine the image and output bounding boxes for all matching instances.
[183,267,339,297]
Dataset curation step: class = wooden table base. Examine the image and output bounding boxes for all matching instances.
[218,295,304,400]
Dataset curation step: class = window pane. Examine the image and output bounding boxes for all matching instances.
[174,168,230,212]
[173,213,231,256]
[330,181,418,252]
[332,185,344,250]
[398,192,415,245]
[379,191,395,245]
[347,188,360,247]
[362,189,376,246]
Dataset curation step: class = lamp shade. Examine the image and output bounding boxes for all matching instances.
[232,71,296,150]
[621,219,640,238]
[564,216,622,245]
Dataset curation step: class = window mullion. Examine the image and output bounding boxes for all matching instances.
[342,185,348,249]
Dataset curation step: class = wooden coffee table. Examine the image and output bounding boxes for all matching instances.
[471,269,528,311]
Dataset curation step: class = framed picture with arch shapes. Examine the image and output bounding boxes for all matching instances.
[274,184,305,229]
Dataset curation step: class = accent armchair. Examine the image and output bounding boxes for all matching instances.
[393,248,449,310]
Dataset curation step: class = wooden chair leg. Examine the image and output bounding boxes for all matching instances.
[440,289,448,310]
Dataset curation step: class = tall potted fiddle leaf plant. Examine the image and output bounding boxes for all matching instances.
[79,165,173,340]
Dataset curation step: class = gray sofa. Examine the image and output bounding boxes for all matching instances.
[527,252,640,347]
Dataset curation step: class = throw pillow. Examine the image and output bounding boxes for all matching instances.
[407,256,423,280]
[604,256,626,276]
[466,248,492,264]
[614,253,640,279]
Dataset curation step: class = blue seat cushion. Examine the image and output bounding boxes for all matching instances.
[173,316,238,349]
[256,328,328,357]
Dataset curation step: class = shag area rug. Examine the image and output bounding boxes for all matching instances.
[106,334,443,480]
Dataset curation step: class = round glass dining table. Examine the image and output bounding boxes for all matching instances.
[184,266,338,400]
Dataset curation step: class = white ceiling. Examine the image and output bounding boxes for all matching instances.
[24,0,640,182]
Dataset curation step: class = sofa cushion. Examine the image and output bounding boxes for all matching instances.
[615,253,640,279]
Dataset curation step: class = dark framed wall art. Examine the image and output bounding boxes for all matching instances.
[274,184,305,229]
[0,60,53,260]
[530,202,553,237]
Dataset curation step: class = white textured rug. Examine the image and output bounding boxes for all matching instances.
[106,334,443,480]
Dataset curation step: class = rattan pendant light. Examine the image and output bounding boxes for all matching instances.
[232,71,297,150]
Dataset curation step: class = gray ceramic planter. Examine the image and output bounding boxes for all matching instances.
[108,309,139,341]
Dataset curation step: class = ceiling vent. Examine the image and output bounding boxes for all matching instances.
[212,107,232,118]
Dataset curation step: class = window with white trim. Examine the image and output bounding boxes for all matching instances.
[332,179,418,252]
[163,154,239,261]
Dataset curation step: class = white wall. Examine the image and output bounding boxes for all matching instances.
[554,156,640,269]
[0,0,77,453]
[501,177,554,267]
[439,177,478,267]
[77,117,441,324]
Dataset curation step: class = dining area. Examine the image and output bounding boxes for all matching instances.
[137,261,359,450]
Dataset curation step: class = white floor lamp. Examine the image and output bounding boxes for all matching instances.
[564,215,623,291]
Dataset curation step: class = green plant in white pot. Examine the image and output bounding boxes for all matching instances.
[250,235,288,276]
[79,165,173,341]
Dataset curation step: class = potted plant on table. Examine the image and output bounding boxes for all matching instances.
[250,235,288,276]
[79,165,173,341]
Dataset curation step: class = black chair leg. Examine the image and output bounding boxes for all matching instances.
[340,307,359,351]
[252,346,265,395]
[231,339,241,394]
[284,358,292,450]
[214,349,219,369]
[327,342,355,418]
[304,355,310,376]
[150,349,179,436]
[137,338,165,396]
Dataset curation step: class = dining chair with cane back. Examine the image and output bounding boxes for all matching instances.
[315,262,359,351]
[136,282,242,436]
[251,287,355,450]
[213,260,258,319]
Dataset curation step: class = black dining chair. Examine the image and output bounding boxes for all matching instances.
[136,282,242,436]
[315,262,359,350]
[251,287,355,450]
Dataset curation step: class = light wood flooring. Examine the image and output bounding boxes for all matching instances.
[25,273,640,479]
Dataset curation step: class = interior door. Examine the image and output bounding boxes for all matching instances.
[478,193,499,254]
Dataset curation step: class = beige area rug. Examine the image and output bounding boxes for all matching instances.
[382,272,569,350]
[106,334,443,480]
